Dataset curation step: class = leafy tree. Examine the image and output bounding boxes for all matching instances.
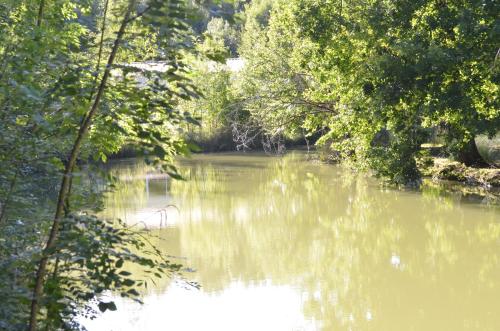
[0,0,201,329]
[235,0,499,184]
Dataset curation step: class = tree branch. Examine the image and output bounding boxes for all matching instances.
[28,1,137,330]
[36,0,45,27]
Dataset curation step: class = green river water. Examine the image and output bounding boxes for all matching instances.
[82,152,500,331]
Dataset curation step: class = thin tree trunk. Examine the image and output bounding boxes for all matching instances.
[44,165,73,330]
[36,0,46,27]
[0,44,13,80]
[27,1,136,330]
[43,256,60,331]
[0,170,18,224]
[90,0,110,101]
[457,137,489,167]
[63,172,74,215]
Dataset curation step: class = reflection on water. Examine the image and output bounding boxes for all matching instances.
[84,152,500,331]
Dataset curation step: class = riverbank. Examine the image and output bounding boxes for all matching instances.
[312,149,500,200]
[109,143,500,194]
[421,157,500,188]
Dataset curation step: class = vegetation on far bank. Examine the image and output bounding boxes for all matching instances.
[181,0,499,185]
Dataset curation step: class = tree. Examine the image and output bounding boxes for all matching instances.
[235,0,499,183]
[0,0,200,329]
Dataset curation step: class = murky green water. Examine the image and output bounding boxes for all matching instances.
[83,152,500,331]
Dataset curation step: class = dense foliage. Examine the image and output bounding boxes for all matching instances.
[0,0,205,329]
[184,0,499,184]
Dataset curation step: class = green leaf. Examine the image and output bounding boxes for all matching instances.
[123,279,135,287]
[98,301,117,312]
[115,259,124,268]
[167,172,184,180]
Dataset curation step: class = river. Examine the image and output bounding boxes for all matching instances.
[82,152,500,331]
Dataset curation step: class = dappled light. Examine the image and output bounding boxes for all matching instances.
[84,153,500,331]
[1,0,498,329]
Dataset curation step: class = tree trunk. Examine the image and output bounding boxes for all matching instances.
[456,137,488,167]
[90,0,110,101]
[27,1,136,330]
[0,170,18,224]
[36,0,45,27]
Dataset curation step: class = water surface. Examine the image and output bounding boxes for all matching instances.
[83,152,500,331]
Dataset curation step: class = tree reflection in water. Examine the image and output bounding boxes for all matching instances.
[89,152,500,331]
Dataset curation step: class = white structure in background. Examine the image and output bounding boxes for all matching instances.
[206,57,245,73]
[225,58,245,72]
[122,58,245,74]
[123,61,170,73]
[115,58,245,85]
[113,61,170,87]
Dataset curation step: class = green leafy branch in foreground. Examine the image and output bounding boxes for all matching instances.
[0,0,206,329]
[43,215,183,330]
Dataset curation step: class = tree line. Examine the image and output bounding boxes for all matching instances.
[186,0,499,184]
